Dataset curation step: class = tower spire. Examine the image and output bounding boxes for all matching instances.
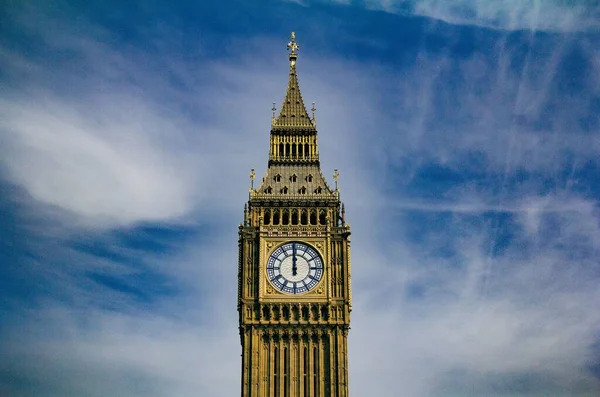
[273,32,315,129]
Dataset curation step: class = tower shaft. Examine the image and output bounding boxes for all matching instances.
[238,32,351,397]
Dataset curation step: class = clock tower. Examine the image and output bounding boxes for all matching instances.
[238,32,352,397]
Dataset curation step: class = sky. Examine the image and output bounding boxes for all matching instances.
[1,0,600,396]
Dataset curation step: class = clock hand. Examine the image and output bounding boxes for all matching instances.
[292,243,297,276]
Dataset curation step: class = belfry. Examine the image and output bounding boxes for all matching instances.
[238,32,352,397]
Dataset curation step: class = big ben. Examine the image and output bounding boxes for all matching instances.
[238,32,352,397]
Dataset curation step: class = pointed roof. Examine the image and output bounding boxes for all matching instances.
[272,32,316,129]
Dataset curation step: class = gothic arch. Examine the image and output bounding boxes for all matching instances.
[310,209,317,225]
[319,209,327,225]
[282,209,289,225]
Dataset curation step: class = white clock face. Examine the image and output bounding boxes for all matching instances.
[266,242,324,294]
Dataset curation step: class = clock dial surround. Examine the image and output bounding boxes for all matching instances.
[266,242,324,294]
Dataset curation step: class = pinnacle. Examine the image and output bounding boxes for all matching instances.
[272,34,315,129]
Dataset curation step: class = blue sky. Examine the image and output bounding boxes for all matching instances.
[1,0,600,396]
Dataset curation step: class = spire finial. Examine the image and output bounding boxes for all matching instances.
[333,169,340,191]
[249,168,256,189]
[287,32,299,64]
[311,102,316,126]
[272,102,276,124]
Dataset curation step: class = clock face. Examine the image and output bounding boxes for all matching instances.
[266,242,324,294]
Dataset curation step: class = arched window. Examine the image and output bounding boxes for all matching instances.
[264,210,271,225]
[265,186,272,194]
[320,306,328,320]
[306,175,313,182]
[298,144,303,157]
[319,210,327,225]
[290,174,297,182]
[285,143,290,157]
[282,210,289,225]
[274,174,281,182]
[291,209,298,225]
[314,187,322,194]
[305,143,310,158]
[299,186,306,194]
[301,306,309,320]
[280,186,288,194]
[273,210,280,225]
[292,143,296,157]
[310,210,317,225]
[279,143,284,158]
[301,210,308,225]
[282,305,290,320]
[311,305,319,320]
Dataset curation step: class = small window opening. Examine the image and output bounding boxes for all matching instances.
[301,306,309,320]
[301,210,308,225]
[282,210,289,225]
[321,306,328,320]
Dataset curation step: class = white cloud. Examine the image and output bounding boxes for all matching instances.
[363,0,600,32]
[1,4,600,397]
[1,96,197,224]
[349,196,600,396]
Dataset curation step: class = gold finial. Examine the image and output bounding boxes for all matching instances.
[287,31,299,63]
[250,168,256,189]
[272,102,276,124]
[333,168,339,191]
[311,102,316,125]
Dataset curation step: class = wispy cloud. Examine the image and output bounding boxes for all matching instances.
[359,0,600,32]
[1,2,599,397]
